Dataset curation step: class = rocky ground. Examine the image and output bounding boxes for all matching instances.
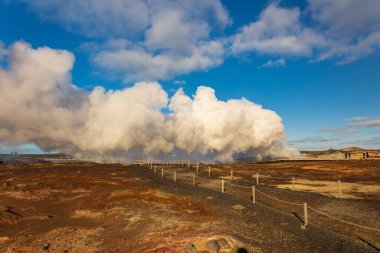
[0,161,379,252]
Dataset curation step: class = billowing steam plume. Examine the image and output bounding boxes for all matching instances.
[0,42,298,162]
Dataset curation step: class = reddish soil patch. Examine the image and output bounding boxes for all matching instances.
[0,162,378,252]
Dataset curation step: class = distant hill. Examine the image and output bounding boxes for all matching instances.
[339,147,366,152]
[0,153,69,164]
[301,147,379,154]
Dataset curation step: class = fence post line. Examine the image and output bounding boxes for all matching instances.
[292,177,295,190]
[161,168,164,178]
[252,186,256,204]
[174,171,176,182]
[192,174,195,186]
[222,179,225,193]
[338,180,342,198]
[196,163,199,172]
[302,203,308,229]
[231,170,233,180]
[256,172,259,185]
[208,166,211,177]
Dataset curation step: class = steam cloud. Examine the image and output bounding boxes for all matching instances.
[0,42,298,162]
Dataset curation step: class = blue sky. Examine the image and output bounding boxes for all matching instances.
[1,0,380,154]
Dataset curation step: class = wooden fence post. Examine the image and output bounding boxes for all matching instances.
[192,174,195,186]
[187,161,190,169]
[338,180,342,198]
[252,186,256,204]
[174,171,176,182]
[292,177,295,190]
[196,163,199,172]
[154,166,157,174]
[222,179,225,193]
[208,166,211,177]
[161,168,164,178]
[231,170,233,180]
[302,203,308,229]
[256,172,259,185]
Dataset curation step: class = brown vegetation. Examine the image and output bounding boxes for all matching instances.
[0,161,379,252]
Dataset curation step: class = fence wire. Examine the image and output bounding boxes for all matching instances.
[308,206,380,232]
[148,164,380,233]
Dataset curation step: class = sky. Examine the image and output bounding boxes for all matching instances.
[0,0,380,154]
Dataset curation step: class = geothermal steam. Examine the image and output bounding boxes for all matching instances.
[0,42,298,161]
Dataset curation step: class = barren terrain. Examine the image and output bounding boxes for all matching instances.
[0,160,379,252]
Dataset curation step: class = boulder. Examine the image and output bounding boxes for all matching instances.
[206,240,220,253]
[216,238,230,250]
[183,243,198,253]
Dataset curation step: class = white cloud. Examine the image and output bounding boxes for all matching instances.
[262,58,286,68]
[231,2,380,65]
[20,0,230,43]
[176,0,231,29]
[20,0,231,82]
[144,9,196,52]
[230,4,328,56]
[0,41,297,161]
[348,119,380,127]
[169,86,298,160]
[316,31,380,64]
[93,40,225,82]
[16,0,380,81]
[318,128,357,134]
[346,116,375,122]
[22,0,150,38]
[344,116,380,127]
[307,0,380,40]
[289,136,340,144]
[0,41,87,151]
